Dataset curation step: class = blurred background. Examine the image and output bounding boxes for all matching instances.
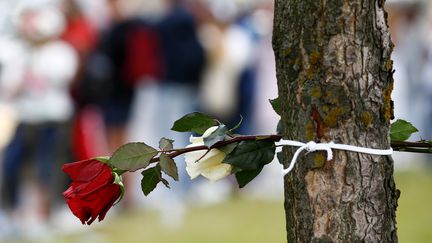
[0,0,430,242]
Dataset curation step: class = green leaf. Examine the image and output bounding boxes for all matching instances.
[171,112,217,135]
[140,167,160,196]
[109,143,158,171]
[160,177,170,189]
[219,142,238,155]
[235,167,264,188]
[390,119,419,141]
[159,137,174,151]
[159,153,179,181]
[269,97,281,116]
[204,125,228,147]
[276,119,284,135]
[224,140,276,170]
[276,151,284,165]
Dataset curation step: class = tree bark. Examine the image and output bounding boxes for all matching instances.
[272,0,399,242]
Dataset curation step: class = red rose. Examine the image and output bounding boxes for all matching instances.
[62,158,121,225]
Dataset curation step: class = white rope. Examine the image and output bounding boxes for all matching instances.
[275,139,393,176]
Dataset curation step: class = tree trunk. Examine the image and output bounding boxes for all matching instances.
[272,0,399,242]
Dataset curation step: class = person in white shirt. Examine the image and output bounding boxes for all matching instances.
[0,4,78,228]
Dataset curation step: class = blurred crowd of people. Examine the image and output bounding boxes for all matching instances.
[0,0,430,241]
[0,0,279,240]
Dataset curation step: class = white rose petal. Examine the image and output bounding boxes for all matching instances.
[201,163,232,181]
[189,135,203,144]
[185,164,201,179]
[184,126,232,181]
[202,126,219,137]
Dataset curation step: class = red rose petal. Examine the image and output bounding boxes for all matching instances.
[62,159,122,225]
[62,159,107,181]
[69,172,113,197]
[65,196,93,224]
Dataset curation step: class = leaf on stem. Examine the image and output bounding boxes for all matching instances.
[276,119,284,135]
[160,177,170,188]
[235,167,264,188]
[171,112,217,135]
[276,151,284,165]
[219,143,238,155]
[140,167,160,196]
[140,165,170,196]
[269,97,282,116]
[109,143,158,171]
[159,137,174,151]
[159,153,179,181]
[390,119,418,141]
[224,140,276,170]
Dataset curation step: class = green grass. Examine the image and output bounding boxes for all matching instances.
[395,170,432,243]
[55,199,286,243]
[49,170,432,243]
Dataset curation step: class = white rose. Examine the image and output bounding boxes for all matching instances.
[184,126,232,181]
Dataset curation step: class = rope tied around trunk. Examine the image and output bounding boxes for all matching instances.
[275,140,393,175]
